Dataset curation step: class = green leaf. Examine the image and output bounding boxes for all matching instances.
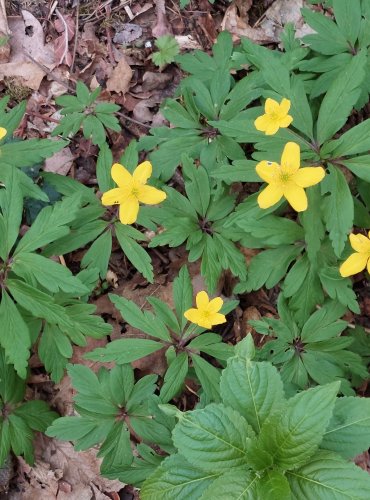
[76,81,91,105]
[333,0,361,45]
[319,267,360,314]
[300,186,325,262]
[152,35,180,67]
[182,157,210,217]
[256,470,291,500]
[96,142,114,192]
[161,99,200,129]
[325,119,370,158]
[84,338,164,364]
[316,51,366,145]
[321,397,370,459]
[211,160,260,183]
[236,215,304,246]
[258,382,340,470]
[12,252,88,295]
[191,354,221,403]
[237,245,302,293]
[8,414,35,464]
[301,8,350,55]
[0,100,26,136]
[287,451,370,499]
[14,400,57,432]
[146,297,180,333]
[322,165,354,257]
[341,156,370,182]
[99,421,132,469]
[173,266,193,330]
[0,290,30,378]
[6,279,72,330]
[160,353,189,403]
[290,74,313,139]
[14,194,80,255]
[38,324,73,382]
[81,229,112,279]
[82,114,106,146]
[141,454,220,500]
[220,357,284,433]
[173,404,252,470]
[200,468,258,499]
[300,301,347,342]
[0,166,23,255]
[115,223,153,282]
[0,139,66,168]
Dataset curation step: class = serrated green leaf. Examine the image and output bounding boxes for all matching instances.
[322,165,354,257]
[200,468,257,499]
[0,290,30,379]
[321,397,370,459]
[301,8,350,55]
[220,357,284,433]
[0,138,66,168]
[38,324,72,382]
[173,404,253,470]
[287,451,370,499]
[96,142,114,192]
[141,454,220,500]
[333,0,361,45]
[173,266,193,330]
[152,36,179,67]
[0,166,23,256]
[85,338,164,364]
[256,470,291,500]
[258,382,340,470]
[160,353,188,403]
[191,354,221,403]
[81,229,112,279]
[115,223,153,282]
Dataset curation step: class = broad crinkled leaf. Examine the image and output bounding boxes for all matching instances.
[172,403,253,471]
[200,468,257,500]
[220,356,284,433]
[287,451,370,499]
[258,382,340,470]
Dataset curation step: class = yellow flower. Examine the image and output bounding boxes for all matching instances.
[256,142,325,212]
[339,232,370,277]
[0,127,7,140]
[184,291,226,330]
[101,161,166,225]
[254,98,293,135]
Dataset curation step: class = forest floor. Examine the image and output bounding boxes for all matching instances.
[1,0,369,498]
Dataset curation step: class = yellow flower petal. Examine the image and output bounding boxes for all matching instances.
[208,297,223,314]
[367,258,370,274]
[254,114,270,132]
[133,161,152,184]
[101,188,126,206]
[294,167,325,188]
[265,98,280,114]
[281,142,300,173]
[339,253,368,277]
[349,233,370,253]
[196,291,209,309]
[184,308,203,326]
[111,163,132,188]
[283,184,308,212]
[209,312,226,326]
[137,185,167,205]
[257,184,284,209]
[119,197,140,224]
[0,127,7,140]
[264,122,281,136]
[279,98,291,115]
[256,161,279,183]
[278,115,293,128]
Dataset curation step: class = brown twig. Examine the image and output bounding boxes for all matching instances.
[26,111,61,124]
[116,111,152,129]
[71,0,80,73]
[55,9,70,65]
[25,53,73,91]
[105,4,115,65]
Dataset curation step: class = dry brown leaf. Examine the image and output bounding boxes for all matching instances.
[106,57,133,95]
[260,0,314,42]
[152,0,172,38]
[1,10,55,90]
[142,71,172,92]
[221,1,274,43]
[44,146,74,175]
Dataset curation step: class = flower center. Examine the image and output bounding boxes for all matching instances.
[131,187,140,197]
[279,171,292,184]
[270,112,281,121]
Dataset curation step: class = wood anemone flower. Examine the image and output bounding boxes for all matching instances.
[184,291,226,330]
[339,231,370,277]
[0,127,7,140]
[101,161,166,225]
[254,98,293,135]
[256,142,325,212]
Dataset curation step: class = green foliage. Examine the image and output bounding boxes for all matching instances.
[52,82,121,146]
[0,350,57,465]
[46,363,175,478]
[152,36,180,68]
[251,296,368,395]
[85,266,237,403]
[141,336,370,499]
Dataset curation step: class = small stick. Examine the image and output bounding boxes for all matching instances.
[71,0,80,72]
[116,111,152,129]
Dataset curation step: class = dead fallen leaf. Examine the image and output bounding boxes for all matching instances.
[106,57,133,95]
[113,23,143,44]
[1,10,55,90]
[152,0,172,38]
[221,1,274,43]
[54,12,75,67]
[175,35,202,50]
[260,0,314,41]
[44,146,74,175]
[133,99,154,123]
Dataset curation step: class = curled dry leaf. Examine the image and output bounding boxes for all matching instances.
[1,10,55,90]
[106,57,133,95]
[221,0,274,43]
[259,0,314,41]
[44,146,74,176]
[152,0,172,38]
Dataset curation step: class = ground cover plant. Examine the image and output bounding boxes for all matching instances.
[1,0,370,497]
